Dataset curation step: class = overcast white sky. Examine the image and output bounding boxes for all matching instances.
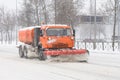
[0,0,21,10]
[0,0,106,10]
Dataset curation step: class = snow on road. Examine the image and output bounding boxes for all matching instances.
[0,45,120,80]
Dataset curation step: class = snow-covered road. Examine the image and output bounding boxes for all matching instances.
[0,45,120,80]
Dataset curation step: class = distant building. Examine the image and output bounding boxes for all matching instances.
[78,15,109,24]
[74,15,113,42]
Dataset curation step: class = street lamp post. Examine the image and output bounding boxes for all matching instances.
[93,0,97,49]
[90,0,92,39]
[15,0,18,45]
[94,0,96,41]
[54,0,56,24]
[112,0,117,51]
[118,0,120,50]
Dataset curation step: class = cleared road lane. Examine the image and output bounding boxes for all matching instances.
[0,45,120,80]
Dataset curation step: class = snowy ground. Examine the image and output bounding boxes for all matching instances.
[0,45,120,80]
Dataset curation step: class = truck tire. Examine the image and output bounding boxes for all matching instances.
[38,48,46,60]
[19,46,24,58]
[23,46,28,58]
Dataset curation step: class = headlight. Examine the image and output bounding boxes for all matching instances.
[71,37,74,39]
[47,39,56,43]
[48,37,51,40]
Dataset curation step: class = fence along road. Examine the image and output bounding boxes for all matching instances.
[75,41,120,52]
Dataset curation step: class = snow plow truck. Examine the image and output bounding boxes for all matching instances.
[18,24,89,61]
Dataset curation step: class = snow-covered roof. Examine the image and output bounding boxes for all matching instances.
[42,24,68,27]
[19,26,41,31]
[19,24,69,31]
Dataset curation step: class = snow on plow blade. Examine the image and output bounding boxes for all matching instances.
[44,49,88,56]
[44,49,89,62]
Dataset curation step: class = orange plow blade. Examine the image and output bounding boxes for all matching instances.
[44,49,88,56]
[44,49,89,62]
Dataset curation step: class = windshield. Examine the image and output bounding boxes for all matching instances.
[46,28,71,36]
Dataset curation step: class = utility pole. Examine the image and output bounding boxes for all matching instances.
[94,0,96,41]
[54,0,56,24]
[90,0,92,39]
[15,0,18,45]
[42,0,47,24]
[112,0,117,51]
[117,0,120,50]
[93,0,96,49]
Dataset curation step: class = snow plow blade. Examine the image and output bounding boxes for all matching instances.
[44,49,88,56]
[44,49,89,62]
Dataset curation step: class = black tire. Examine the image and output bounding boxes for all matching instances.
[23,46,28,59]
[38,48,46,60]
[78,60,88,63]
[19,46,24,58]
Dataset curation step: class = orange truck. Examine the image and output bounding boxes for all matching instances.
[18,24,89,61]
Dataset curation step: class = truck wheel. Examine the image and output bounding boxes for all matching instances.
[23,46,28,59]
[19,46,24,58]
[38,48,46,60]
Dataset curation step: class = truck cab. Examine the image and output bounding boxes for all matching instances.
[39,25,74,49]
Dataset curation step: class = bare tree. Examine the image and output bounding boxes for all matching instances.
[101,0,120,51]
[54,0,77,27]
[19,0,34,26]
[0,7,16,44]
[19,0,49,27]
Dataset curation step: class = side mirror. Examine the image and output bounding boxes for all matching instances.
[73,29,75,36]
[40,30,43,36]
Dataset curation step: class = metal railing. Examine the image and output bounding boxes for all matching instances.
[75,41,120,52]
